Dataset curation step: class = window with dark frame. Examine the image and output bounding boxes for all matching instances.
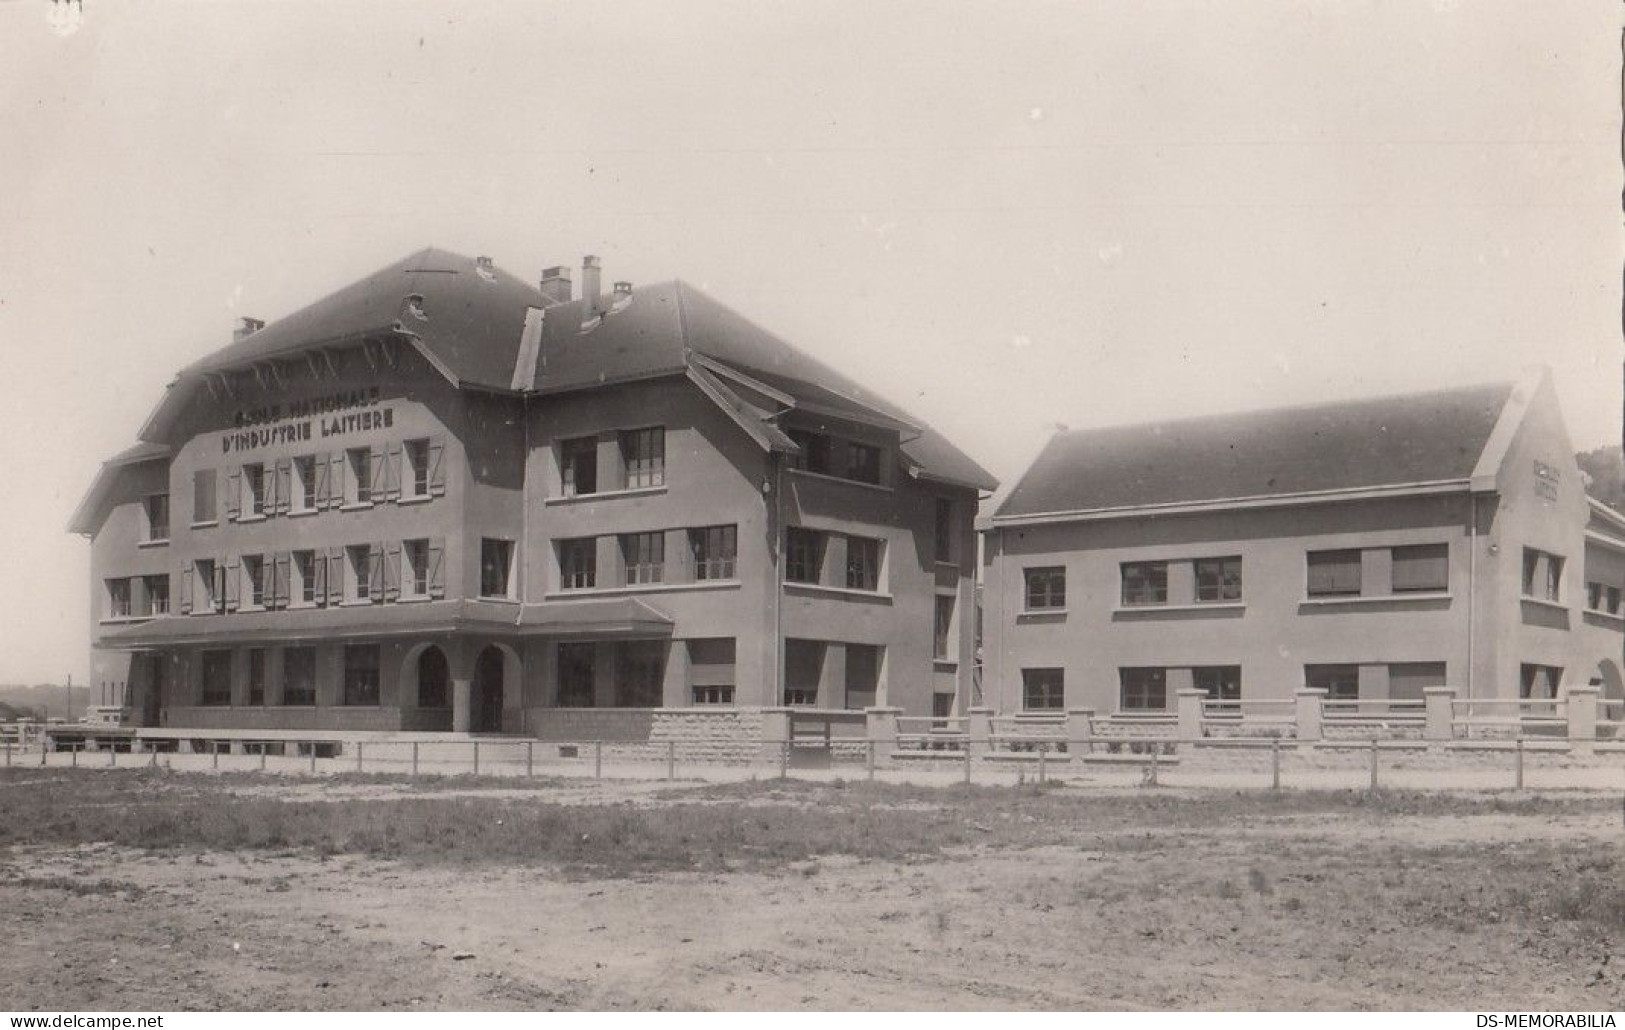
[1519,663,1563,700]
[342,643,381,706]
[1022,668,1065,710]
[1587,581,1624,615]
[144,493,169,542]
[281,647,316,706]
[786,429,831,475]
[294,455,318,510]
[404,539,430,597]
[293,550,317,604]
[621,531,665,585]
[106,578,131,619]
[845,441,882,484]
[145,574,169,614]
[480,538,514,598]
[1121,561,1168,606]
[1522,548,1564,602]
[347,545,372,601]
[244,462,266,516]
[405,439,431,497]
[785,527,824,584]
[1306,549,1362,598]
[1305,663,1360,700]
[561,437,598,496]
[1192,665,1242,704]
[346,447,372,504]
[200,649,232,706]
[195,558,221,614]
[559,538,597,590]
[1024,567,1066,610]
[243,554,266,608]
[844,535,881,591]
[193,469,217,524]
[621,427,666,489]
[691,525,737,580]
[1391,543,1449,593]
[1194,557,1243,603]
[1118,667,1168,711]
[934,594,955,661]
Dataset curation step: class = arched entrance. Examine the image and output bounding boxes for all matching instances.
[1591,659,1624,728]
[418,646,450,710]
[473,645,505,733]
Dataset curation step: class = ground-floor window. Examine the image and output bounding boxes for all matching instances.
[282,647,316,706]
[933,692,955,728]
[200,649,232,706]
[784,638,822,706]
[1192,665,1241,711]
[1023,668,1065,711]
[844,644,881,710]
[1118,667,1166,711]
[342,643,381,706]
[247,648,266,706]
[1305,663,1360,700]
[1519,663,1562,701]
[686,638,736,707]
[1388,662,1447,701]
[693,685,734,705]
[557,643,595,707]
[615,640,665,707]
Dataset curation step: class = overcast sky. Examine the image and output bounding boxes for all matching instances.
[1,0,1619,685]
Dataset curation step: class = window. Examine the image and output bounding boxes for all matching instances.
[195,558,222,614]
[1522,548,1564,602]
[1194,557,1243,603]
[1587,581,1623,616]
[193,469,217,524]
[144,494,169,542]
[1389,662,1447,701]
[200,649,232,706]
[342,644,381,706]
[145,574,169,615]
[693,685,734,705]
[347,545,376,602]
[787,429,831,475]
[1392,543,1448,593]
[243,462,267,517]
[559,538,597,590]
[293,456,318,511]
[1121,561,1168,606]
[282,647,316,706]
[1119,667,1168,711]
[1025,567,1066,610]
[621,532,664,585]
[404,439,431,498]
[480,538,514,598]
[1305,663,1360,700]
[934,498,954,563]
[845,535,881,591]
[1192,666,1242,703]
[557,642,595,707]
[346,448,372,505]
[1023,668,1065,711]
[106,578,131,619]
[1307,549,1362,598]
[404,539,430,598]
[784,688,817,706]
[243,555,266,608]
[691,525,737,580]
[845,442,882,485]
[293,550,318,605]
[615,641,665,707]
[1519,663,1562,700]
[561,437,598,496]
[934,595,956,661]
[785,528,825,584]
[845,645,881,710]
[621,428,665,489]
[247,649,266,706]
[933,692,954,728]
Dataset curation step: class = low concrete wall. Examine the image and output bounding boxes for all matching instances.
[163,706,404,732]
[524,708,657,743]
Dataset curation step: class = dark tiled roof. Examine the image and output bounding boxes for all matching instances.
[995,380,1515,519]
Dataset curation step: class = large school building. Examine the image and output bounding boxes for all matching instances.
[980,369,1625,717]
[70,249,995,744]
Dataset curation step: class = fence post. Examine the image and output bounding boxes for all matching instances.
[149,747,157,768]
[411,741,419,777]
[1295,688,1327,745]
[1176,689,1205,742]
[1368,738,1379,792]
[71,745,77,769]
[666,740,676,781]
[963,743,972,785]
[1424,687,1455,749]
[109,746,116,768]
[473,741,480,777]
[1146,743,1158,786]
[260,746,267,772]
[356,741,364,774]
[779,740,788,780]
[866,738,875,781]
[526,741,534,778]
[4,742,10,767]
[1271,737,1281,791]
[1567,686,1600,755]
[309,743,317,774]
[212,740,220,771]
[594,740,603,779]
[1037,743,1047,785]
[1515,735,1525,790]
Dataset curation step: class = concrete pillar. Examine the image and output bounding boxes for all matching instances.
[663,529,692,584]
[1567,686,1599,753]
[759,706,792,762]
[1424,686,1455,745]
[865,706,901,754]
[818,642,846,708]
[1359,663,1390,703]
[451,677,473,732]
[1295,688,1327,743]
[593,642,618,707]
[822,535,848,589]
[596,433,625,493]
[595,536,623,590]
[230,740,247,756]
[661,639,689,708]
[1167,561,1195,605]
[1175,688,1205,741]
[1065,708,1096,754]
[130,737,146,754]
[1361,548,1391,597]
[967,706,994,755]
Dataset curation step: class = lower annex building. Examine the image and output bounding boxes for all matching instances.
[70,249,996,744]
[980,369,1625,718]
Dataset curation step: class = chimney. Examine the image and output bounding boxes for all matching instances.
[613,281,632,299]
[539,265,572,306]
[474,255,496,282]
[581,255,603,312]
[233,317,265,342]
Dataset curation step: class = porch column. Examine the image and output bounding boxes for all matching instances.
[1567,686,1599,754]
[1295,688,1326,743]
[661,639,689,708]
[818,642,846,708]
[451,678,473,733]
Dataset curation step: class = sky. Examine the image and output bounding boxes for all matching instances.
[0,0,1619,684]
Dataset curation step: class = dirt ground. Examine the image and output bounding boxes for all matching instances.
[2,773,1624,1011]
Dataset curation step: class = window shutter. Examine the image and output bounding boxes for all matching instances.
[367,543,384,602]
[428,438,446,496]
[226,469,241,521]
[180,561,194,614]
[385,443,402,501]
[327,547,345,605]
[225,559,240,612]
[329,452,346,508]
[312,551,328,608]
[212,563,227,613]
[315,453,332,508]
[272,553,291,610]
[384,543,401,601]
[369,446,387,502]
[275,459,292,515]
[428,537,445,598]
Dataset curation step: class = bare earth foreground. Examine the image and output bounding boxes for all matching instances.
[1,769,1623,1011]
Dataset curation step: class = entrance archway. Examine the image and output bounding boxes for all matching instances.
[1591,659,1624,726]
[473,646,505,733]
[418,646,450,709]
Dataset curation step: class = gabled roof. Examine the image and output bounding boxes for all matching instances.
[994,379,1518,522]
[67,442,172,536]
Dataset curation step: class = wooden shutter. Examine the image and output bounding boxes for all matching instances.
[312,551,328,608]
[428,538,445,598]
[329,452,347,508]
[384,543,401,601]
[385,443,402,501]
[179,562,193,615]
[367,543,384,602]
[272,552,291,609]
[369,446,386,502]
[428,438,446,496]
[327,547,345,605]
[224,559,240,612]
[274,459,292,515]
[225,469,241,521]
[315,453,332,509]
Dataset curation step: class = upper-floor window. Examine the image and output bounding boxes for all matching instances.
[193,469,217,524]
[1391,543,1448,593]
[1192,665,1242,703]
[621,531,664,585]
[845,442,882,485]
[934,594,956,661]
[1305,663,1360,700]
[691,525,737,581]
[194,558,223,614]
[480,538,515,598]
[243,554,267,608]
[1121,561,1168,607]
[292,455,319,512]
[293,549,319,605]
[347,544,378,602]
[342,643,381,706]
[621,428,665,489]
[785,528,825,584]
[845,536,881,591]
[1024,567,1066,610]
[559,538,597,590]
[106,578,132,619]
[143,494,169,542]
[934,498,954,564]
[403,539,430,598]
[145,574,169,615]
[1306,549,1362,598]
[1119,667,1167,711]
[1194,557,1242,603]
[404,439,431,499]
[1587,581,1623,616]
[1522,548,1564,602]
[561,437,598,497]
[345,448,372,505]
[243,462,267,517]
[787,430,832,475]
[1023,668,1064,711]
